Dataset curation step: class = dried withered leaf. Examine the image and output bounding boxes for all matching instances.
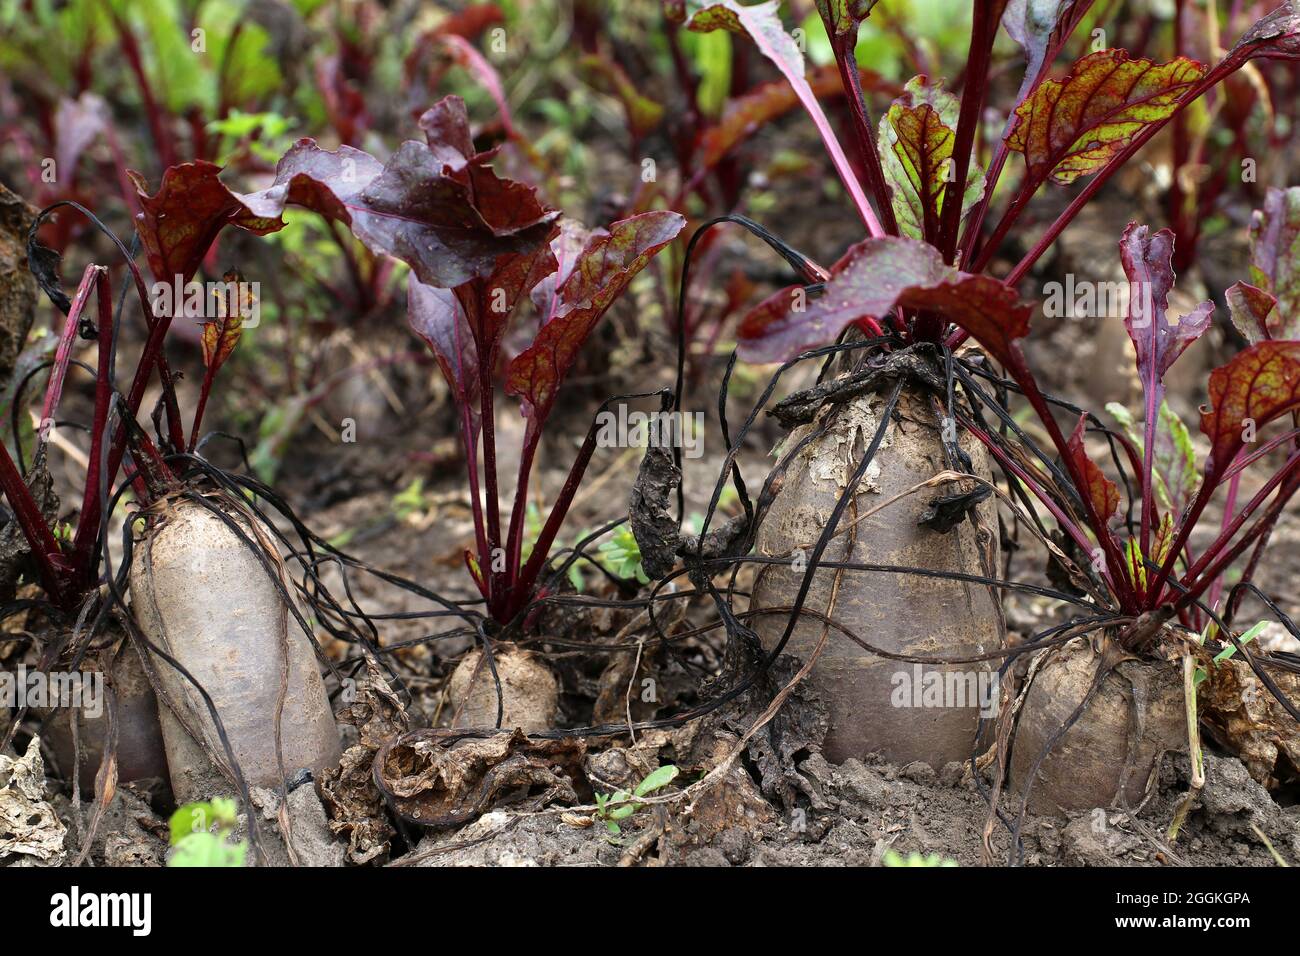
[585,725,774,847]
[918,485,993,533]
[770,347,945,428]
[375,729,587,829]
[723,653,830,813]
[0,736,67,864]
[630,443,681,581]
[318,656,409,865]
[1200,658,1300,786]
[683,730,776,845]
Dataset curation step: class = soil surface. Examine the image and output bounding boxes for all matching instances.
[371,750,1298,868]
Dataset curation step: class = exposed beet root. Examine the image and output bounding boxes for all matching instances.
[447,645,558,732]
[131,498,341,803]
[43,638,169,797]
[1010,638,1185,815]
[751,386,1002,766]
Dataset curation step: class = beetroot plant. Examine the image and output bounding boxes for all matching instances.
[665,0,1300,791]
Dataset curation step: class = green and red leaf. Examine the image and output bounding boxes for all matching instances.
[1066,413,1122,524]
[1006,49,1205,186]
[1226,281,1281,344]
[1200,340,1300,477]
[529,219,596,322]
[1107,399,1200,516]
[199,271,248,374]
[1244,186,1300,338]
[506,211,684,423]
[878,76,985,242]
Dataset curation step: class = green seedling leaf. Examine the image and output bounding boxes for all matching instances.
[168,832,247,868]
[634,764,679,797]
[1107,399,1200,515]
[168,797,238,845]
[1125,538,1147,592]
[1212,620,1268,664]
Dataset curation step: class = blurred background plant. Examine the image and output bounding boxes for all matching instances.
[1,0,1295,545]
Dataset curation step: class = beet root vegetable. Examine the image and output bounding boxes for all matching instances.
[44,638,169,796]
[447,646,558,732]
[1010,638,1184,815]
[751,387,1002,766]
[130,498,340,803]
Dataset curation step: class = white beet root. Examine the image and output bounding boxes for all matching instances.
[447,646,558,732]
[130,498,340,803]
[752,386,1003,767]
[1010,639,1185,815]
